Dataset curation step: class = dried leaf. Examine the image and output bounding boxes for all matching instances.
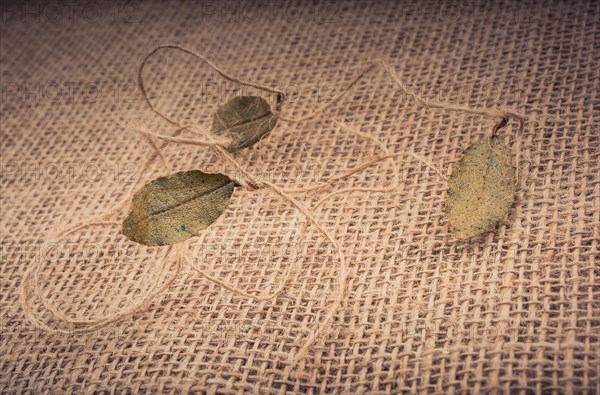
[445,136,516,239]
[122,170,234,246]
[211,95,278,151]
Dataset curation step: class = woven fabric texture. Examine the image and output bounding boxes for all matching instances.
[1,0,599,393]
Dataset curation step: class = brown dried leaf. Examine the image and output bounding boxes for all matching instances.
[122,170,234,246]
[445,136,516,239]
[211,95,278,152]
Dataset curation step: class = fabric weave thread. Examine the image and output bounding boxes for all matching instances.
[1,1,598,393]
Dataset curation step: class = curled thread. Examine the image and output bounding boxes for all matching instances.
[21,43,526,374]
[278,58,525,137]
[138,44,285,127]
[21,234,183,335]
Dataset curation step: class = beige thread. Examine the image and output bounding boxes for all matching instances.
[20,44,526,373]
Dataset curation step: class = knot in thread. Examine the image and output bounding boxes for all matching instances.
[230,174,265,191]
[211,144,266,191]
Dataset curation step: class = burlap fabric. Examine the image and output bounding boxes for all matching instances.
[1,1,598,393]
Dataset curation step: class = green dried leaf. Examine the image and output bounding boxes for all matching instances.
[211,95,278,152]
[445,136,516,239]
[122,170,234,246]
